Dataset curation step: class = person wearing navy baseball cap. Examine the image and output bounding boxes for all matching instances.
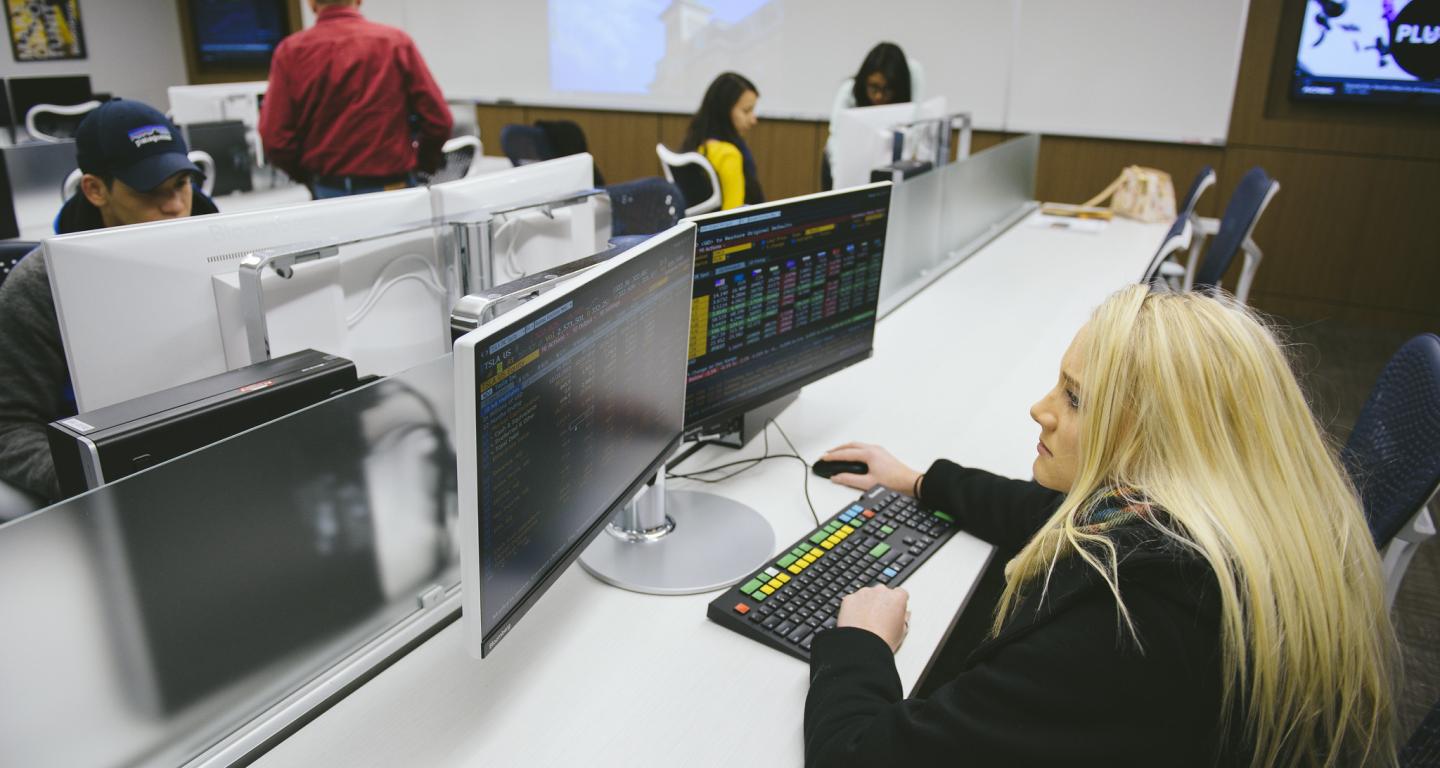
[0,99,222,514]
[59,98,219,231]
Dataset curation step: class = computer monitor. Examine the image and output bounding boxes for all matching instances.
[683,182,894,438]
[183,120,252,196]
[830,97,947,191]
[6,75,92,140]
[186,0,289,70]
[453,223,696,658]
[45,187,438,411]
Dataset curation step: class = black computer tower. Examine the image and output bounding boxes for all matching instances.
[47,349,357,497]
[183,120,253,196]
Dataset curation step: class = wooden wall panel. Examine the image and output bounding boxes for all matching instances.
[474,104,527,160]
[746,120,823,202]
[657,114,689,152]
[1034,137,1227,218]
[525,107,662,185]
[1218,148,1440,324]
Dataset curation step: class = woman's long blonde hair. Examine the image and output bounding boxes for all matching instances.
[996,286,1397,766]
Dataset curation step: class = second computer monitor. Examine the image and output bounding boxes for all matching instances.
[454,223,696,658]
[683,183,892,437]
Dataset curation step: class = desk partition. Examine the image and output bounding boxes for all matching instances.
[877,133,1038,317]
[0,357,459,768]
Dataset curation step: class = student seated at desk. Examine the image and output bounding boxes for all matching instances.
[682,72,763,210]
[807,286,1396,766]
[0,100,219,510]
[823,42,922,190]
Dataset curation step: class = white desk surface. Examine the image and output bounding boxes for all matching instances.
[251,213,1166,768]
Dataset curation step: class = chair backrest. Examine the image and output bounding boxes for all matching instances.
[1193,167,1278,291]
[1342,333,1440,547]
[62,149,216,201]
[25,100,102,142]
[655,144,720,216]
[500,124,555,167]
[604,177,682,237]
[0,241,39,290]
[535,120,604,186]
[432,135,483,183]
[1141,166,1216,284]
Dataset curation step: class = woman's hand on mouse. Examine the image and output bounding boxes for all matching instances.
[837,585,910,653]
[821,442,921,494]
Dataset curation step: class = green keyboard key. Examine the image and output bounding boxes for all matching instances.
[791,546,808,558]
[740,578,763,595]
[824,521,841,533]
[777,554,798,568]
[933,510,955,523]
[869,542,891,558]
[809,531,828,545]
[880,525,895,535]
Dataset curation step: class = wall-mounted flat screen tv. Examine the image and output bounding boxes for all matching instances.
[1291,0,1440,106]
[188,0,290,70]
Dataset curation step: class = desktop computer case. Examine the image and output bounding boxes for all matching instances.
[47,349,357,497]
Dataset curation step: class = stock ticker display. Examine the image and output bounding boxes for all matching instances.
[685,187,891,430]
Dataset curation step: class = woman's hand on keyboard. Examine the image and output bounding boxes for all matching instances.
[822,442,921,495]
[837,585,910,653]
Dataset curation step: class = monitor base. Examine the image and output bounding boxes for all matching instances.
[580,488,775,596]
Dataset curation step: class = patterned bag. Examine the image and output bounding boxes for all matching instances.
[1083,166,1177,223]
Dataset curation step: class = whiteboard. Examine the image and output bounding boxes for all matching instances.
[301,0,1248,144]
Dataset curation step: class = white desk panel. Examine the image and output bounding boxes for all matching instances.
[251,212,1165,768]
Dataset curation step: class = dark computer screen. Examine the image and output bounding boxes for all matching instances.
[6,75,92,129]
[466,227,694,655]
[184,120,252,195]
[187,0,289,68]
[683,183,892,434]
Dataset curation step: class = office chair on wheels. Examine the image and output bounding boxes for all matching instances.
[1341,332,1440,611]
[25,100,102,142]
[500,124,555,166]
[603,177,683,236]
[1190,167,1279,303]
[655,144,720,216]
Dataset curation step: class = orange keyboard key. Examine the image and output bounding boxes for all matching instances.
[862,509,876,518]
[734,603,750,614]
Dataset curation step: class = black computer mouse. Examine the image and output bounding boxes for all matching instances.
[811,459,868,479]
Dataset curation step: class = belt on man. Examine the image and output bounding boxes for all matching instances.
[312,173,411,189]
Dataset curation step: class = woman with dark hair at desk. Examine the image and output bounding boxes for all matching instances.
[823,42,921,189]
[806,286,1397,766]
[681,72,763,210]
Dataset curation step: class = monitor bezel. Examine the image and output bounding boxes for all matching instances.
[680,182,892,437]
[454,221,696,659]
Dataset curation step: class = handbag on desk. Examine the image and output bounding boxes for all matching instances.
[1083,166,1177,223]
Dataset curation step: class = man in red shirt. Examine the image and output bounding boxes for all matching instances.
[260,0,453,198]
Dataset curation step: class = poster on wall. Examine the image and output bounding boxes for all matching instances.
[6,0,86,62]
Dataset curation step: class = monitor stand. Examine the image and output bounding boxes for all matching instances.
[579,471,775,595]
[580,394,796,595]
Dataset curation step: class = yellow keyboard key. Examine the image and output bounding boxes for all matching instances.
[787,564,802,575]
[840,524,855,535]
[820,539,835,550]
[766,578,783,590]
[809,548,823,558]
[802,553,817,564]
[776,573,790,583]
[759,584,774,595]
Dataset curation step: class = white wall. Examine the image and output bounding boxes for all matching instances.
[0,0,187,111]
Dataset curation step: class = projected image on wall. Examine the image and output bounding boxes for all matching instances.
[1292,0,1440,105]
[549,0,777,99]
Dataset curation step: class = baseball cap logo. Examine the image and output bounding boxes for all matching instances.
[127,124,173,148]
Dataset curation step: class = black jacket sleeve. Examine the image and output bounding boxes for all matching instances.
[918,459,1063,551]
[0,253,69,502]
[804,558,1224,768]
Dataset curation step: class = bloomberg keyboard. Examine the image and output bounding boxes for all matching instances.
[706,485,957,661]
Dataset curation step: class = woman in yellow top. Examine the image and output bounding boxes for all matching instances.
[682,72,763,210]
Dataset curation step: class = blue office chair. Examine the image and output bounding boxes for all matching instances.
[499,124,555,166]
[604,177,683,237]
[1341,333,1440,609]
[1191,167,1279,303]
[656,144,721,215]
[1141,166,1215,287]
[0,240,39,290]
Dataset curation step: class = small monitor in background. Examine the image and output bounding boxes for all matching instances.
[187,0,289,70]
[184,121,252,195]
[453,223,695,658]
[6,75,92,137]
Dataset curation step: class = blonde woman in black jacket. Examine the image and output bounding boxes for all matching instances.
[808,286,1397,767]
